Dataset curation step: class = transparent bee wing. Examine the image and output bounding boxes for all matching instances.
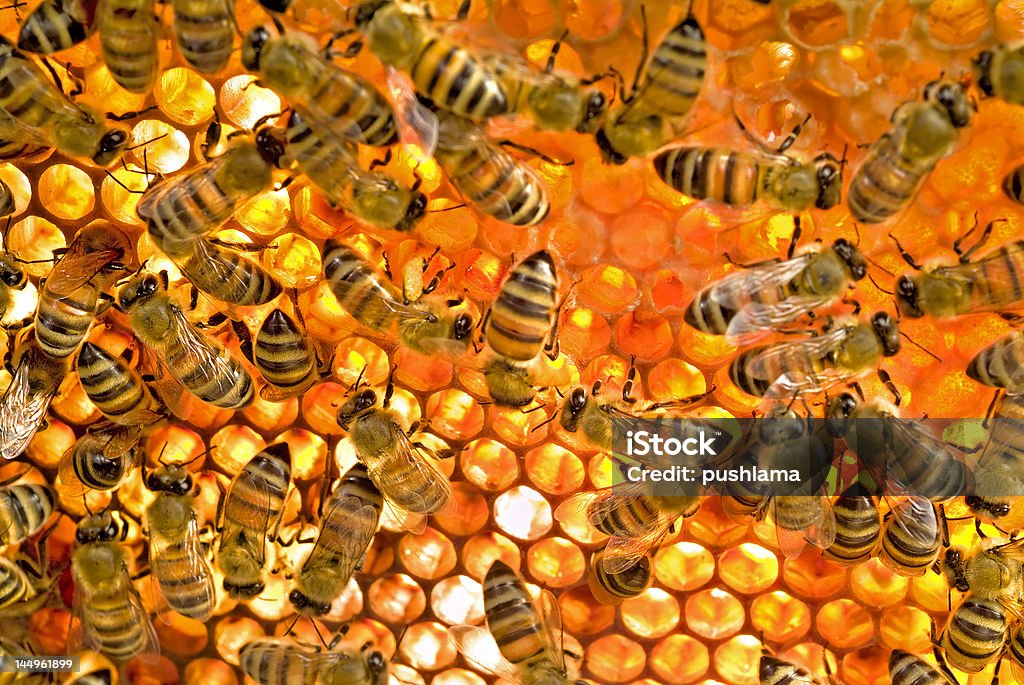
[773,496,836,560]
[176,238,279,306]
[883,418,966,494]
[56,444,89,501]
[136,150,244,223]
[708,253,813,308]
[386,67,439,158]
[533,587,567,671]
[304,494,379,577]
[101,425,143,460]
[220,462,273,568]
[553,491,606,532]
[149,512,215,622]
[602,515,677,575]
[44,240,123,295]
[741,326,858,400]
[381,498,426,534]
[726,295,834,347]
[887,496,939,550]
[363,430,453,516]
[166,305,251,404]
[0,358,56,460]
[992,538,1024,562]
[447,625,523,682]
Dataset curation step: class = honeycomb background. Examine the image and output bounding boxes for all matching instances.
[2,0,1024,683]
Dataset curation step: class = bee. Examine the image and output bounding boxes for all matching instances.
[144,457,215,621]
[322,240,474,356]
[71,510,159,662]
[0,554,52,617]
[728,312,901,399]
[963,392,1024,522]
[0,327,71,460]
[0,480,54,546]
[685,238,867,345]
[588,546,652,606]
[941,596,1008,673]
[288,463,381,617]
[889,649,957,685]
[76,341,163,429]
[241,27,398,146]
[825,388,967,501]
[336,373,452,517]
[1009,623,1024,684]
[823,490,881,566]
[239,631,390,685]
[974,42,1024,107]
[350,0,508,122]
[173,237,283,307]
[0,36,131,166]
[847,79,972,224]
[942,537,1024,601]
[449,559,582,685]
[136,126,286,258]
[171,0,234,74]
[216,442,291,599]
[281,109,426,232]
[428,110,551,227]
[480,250,561,407]
[878,496,945,577]
[16,0,98,54]
[967,330,1024,393]
[34,221,130,359]
[57,427,140,500]
[595,8,707,164]
[115,270,255,410]
[233,307,327,402]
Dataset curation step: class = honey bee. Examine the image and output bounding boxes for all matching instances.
[0,327,71,460]
[171,0,234,74]
[889,649,957,685]
[144,458,215,621]
[0,36,131,166]
[0,554,52,617]
[336,373,452,517]
[16,0,98,54]
[234,307,328,402]
[57,427,140,500]
[322,240,474,356]
[685,238,867,345]
[728,312,901,399]
[76,341,163,429]
[967,330,1024,393]
[449,559,583,685]
[847,79,972,224]
[588,546,652,606]
[942,537,1024,602]
[216,442,291,599]
[115,270,255,410]
[71,510,159,662]
[595,7,707,164]
[350,0,508,122]
[281,110,427,232]
[823,490,880,566]
[173,237,283,307]
[288,463,381,617]
[427,109,551,227]
[974,42,1024,107]
[241,27,398,146]
[963,392,1024,522]
[0,480,54,546]
[136,126,286,258]
[35,221,130,359]
[240,631,390,685]
[878,496,945,577]
[941,596,1008,673]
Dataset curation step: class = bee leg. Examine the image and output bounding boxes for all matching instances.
[95,293,115,317]
[323,30,360,59]
[545,29,570,74]
[776,113,812,154]
[106,105,159,122]
[456,0,471,20]
[955,215,1005,264]
[876,369,901,406]
[889,232,923,270]
[622,355,637,404]
[368,148,393,171]
[231,320,254,364]
[722,252,782,269]
[39,58,66,95]
[496,139,574,166]
[787,216,801,259]
[103,169,146,195]
[623,5,649,104]
[201,111,222,161]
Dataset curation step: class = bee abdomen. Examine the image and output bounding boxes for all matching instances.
[654,147,760,206]
[17,0,92,54]
[0,484,54,545]
[637,16,706,117]
[847,140,922,224]
[825,495,880,565]
[0,561,28,607]
[35,288,98,358]
[77,343,147,419]
[486,250,557,360]
[85,589,148,659]
[322,241,401,332]
[167,337,254,409]
[154,546,214,618]
[411,38,507,121]
[240,641,318,685]
[177,242,283,307]
[944,598,1008,670]
[170,0,234,74]
[98,0,158,93]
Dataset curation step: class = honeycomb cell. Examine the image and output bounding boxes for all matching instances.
[433,483,489,536]
[493,486,553,541]
[38,164,94,220]
[8,216,65,278]
[131,120,191,174]
[910,568,953,612]
[430,669,487,685]
[368,573,427,624]
[400,622,457,672]
[460,438,520,491]
[209,425,263,475]
[156,615,209,656]
[923,0,990,46]
[263,232,322,288]
[102,164,153,225]
[559,585,617,636]
[622,588,681,639]
[242,395,299,433]
[850,557,909,607]
[718,543,779,594]
[185,659,238,685]
[750,590,811,644]
[782,549,848,599]
[685,588,746,640]
[879,604,932,654]
[461,532,522,581]
[214,616,264,666]
[712,635,762,685]
[578,264,640,313]
[586,635,647,684]
[559,307,614,363]
[431,576,484,626]
[525,443,584,495]
[526,537,585,588]
[155,68,216,126]
[654,541,715,591]
[651,634,710,685]
[615,312,674,361]
[399,527,458,580]
[219,76,282,130]
[815,599,874,649]
[840,646,890,685]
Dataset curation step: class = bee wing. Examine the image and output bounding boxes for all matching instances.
[101,425,143,460]
[0,101,52,149]
[381,498,426,533]
[533,586,568,670]
[45,240,123,295]
[447,625,523,681]
[308,494,379,570]
[136,153,239,221]
[365,430,453,516]
[930,261,1014,313]
[56,444,89,500]
[740,326,857,399]
[220,465,273,568]
[887,495,939,549]
[708,254,813,309]
[992,537,1024,561]
[165,305,249,400]
[553,490,605,531]
[726,295,835,347]
[602,515,677,575]
[0,358,55,460]
[386,67,439,157]
[149,513,216,623]
[770,496,836,560]
[177,239,274,305]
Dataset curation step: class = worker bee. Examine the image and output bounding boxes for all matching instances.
[282,110,427,232]
[71,510,159,662]
[350,0,508,122]
[289,463,381,616]
[595,8,707,164]
[144,457,215,621]
[336,373,452,517]
[847,79,972,224]
[974,42,1024,107]
[823,489,880,566]
[322,240,474,356]
[234,307,328,402]
[728,312,901,399]
[173,237,283,307]
[0,480,54,546]
[963,392,1024,522]
[216,442,292,599]
[76,341,163,429]
[685,238,867,345]
[967,330,1024,393]
[878,496,945,577]
[942,537,1024,601]
[425,109,551,227]
[137,126,286,258]
[240,631,390,685]
[941,596,1008,673]
[760,494,836,561]
[588,546,652,606]
[115,270,255,410]
[889,649,958,685]
[449,560,584,685]
[34,221,130,359]
[0,36,131,166]
[241,27,398,146]
[57,427,140,500]
[171,0,234,74]
[0,326,72,460]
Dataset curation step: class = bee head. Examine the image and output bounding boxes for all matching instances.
[145,466,193,495]
[973,50,995,97]
[117,273,160,310]
[366,650,387,677]
[870,311,901,356]
[353,0,389,27]
[560,387,589,432]
[924,79,971,129]
[225,580,265,597]
[398,190,428,232]
[452,313,473,341]
[76,512,123,544]
[965,495,1011,519]
[895,275,923,318]
[289,589,330,615]
[0,257,26,289]
[575,91,608,134]
[337,389,378,429]
[242,26,273,71]
[824,392,858,437]
[595,127,627,165]
[831,238,867,280]
[93,128,130,167]
[255,126,288,168]
[813,153,843,209]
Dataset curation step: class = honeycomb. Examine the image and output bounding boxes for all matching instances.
[0,0,1022,684]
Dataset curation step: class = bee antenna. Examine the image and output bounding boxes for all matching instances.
[867,273,894,295]
[310,617,330,649]
[81,493,95,517]
[283,613,301,638]
[520,401,547,414]
[554,385,564,399]
[531,410,560,433]
[900,330,942,363]
[271,15,286,34]
[125,133,168,152]
[349,365,368,393]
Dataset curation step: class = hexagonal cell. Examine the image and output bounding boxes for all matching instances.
[782,549,848,599]
[367,573,426,624]
[527,537,586,587]
[651,633,710,684]
[493,486,553,540]
[621,588,681,639]
[713,634,762,685]
[750,590,811,644]
[815,599,875,649]
[850,557,909,607]
[431,576,484,626]
[685,588,746,640]
[654,541,715,591]
[718,542,779,594]
[586,635,647,683]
